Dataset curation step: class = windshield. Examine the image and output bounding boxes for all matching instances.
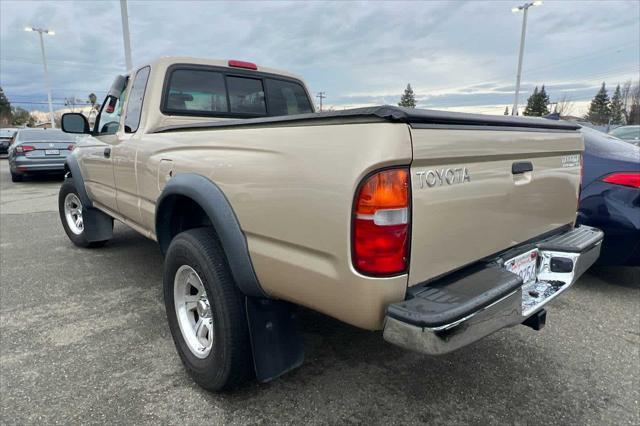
[17,130,75,142]
[609,126,640,140]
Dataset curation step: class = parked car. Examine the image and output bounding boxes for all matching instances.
[609,125,640,146]
[8,128,77,182]
[0,128,18,155]
[57,57,603,391]
[578,126,639,265]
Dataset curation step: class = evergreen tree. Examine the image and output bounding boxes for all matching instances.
[609,84,625,125]
[523,86,539,116]
[398,84,416,108]
[585,82,611,125]
[524,85,550,116]
[629,104,640,125]
[504,106,509,115]
[537,85,550,116]
[0,87,11,126]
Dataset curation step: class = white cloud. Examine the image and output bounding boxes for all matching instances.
[1,0,638,115]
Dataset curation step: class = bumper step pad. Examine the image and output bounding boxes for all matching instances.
[383,226,604,355]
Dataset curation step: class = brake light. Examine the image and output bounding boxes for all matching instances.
[602,172,640,188]
[16,145,35,153]
[353,168,410,276]
[228,60,258,70]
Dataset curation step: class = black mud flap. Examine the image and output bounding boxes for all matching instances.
[245,297,304,382]
[82,206,113,242]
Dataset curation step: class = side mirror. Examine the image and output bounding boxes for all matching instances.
[61,113,90,134]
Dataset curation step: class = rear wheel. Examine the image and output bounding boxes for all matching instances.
[58,178,109,248]
[164,227,253,391]
[10,171,22,182]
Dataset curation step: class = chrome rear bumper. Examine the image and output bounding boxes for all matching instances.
[383,225,603,355]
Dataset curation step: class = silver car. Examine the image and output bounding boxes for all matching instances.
[0,128,18,155]
[8,129,76,182]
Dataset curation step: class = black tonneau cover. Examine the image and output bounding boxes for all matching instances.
[152,105,580,133]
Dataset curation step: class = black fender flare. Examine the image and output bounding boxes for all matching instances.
[155,173,267,299]
[64,156,113,242]
[65,155,93,207]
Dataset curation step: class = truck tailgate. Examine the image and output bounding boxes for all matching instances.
[409,127,583,285]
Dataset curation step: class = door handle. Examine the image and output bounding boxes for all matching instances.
[104,147,111,158]
[512,161,533,174]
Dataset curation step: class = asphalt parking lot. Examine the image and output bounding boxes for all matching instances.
[0,158,638,425]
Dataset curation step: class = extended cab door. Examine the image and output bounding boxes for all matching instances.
[111,66,151,226]
[81,79,129,212]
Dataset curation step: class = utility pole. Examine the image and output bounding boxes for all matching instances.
[316,92,326,112]
[511,1,542,116]
[25,26,56,128]
[120,0,133,70]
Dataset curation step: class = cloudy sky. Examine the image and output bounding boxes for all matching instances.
[1,0,638,116]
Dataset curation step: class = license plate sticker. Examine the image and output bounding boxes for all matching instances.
[505,249,538,284]
[45,149,59,155]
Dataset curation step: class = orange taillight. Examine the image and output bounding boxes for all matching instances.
[353,168,410,276]
[356,169,409,215]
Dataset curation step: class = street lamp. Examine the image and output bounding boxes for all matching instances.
[25,26,56,128]
[510,1,542,116]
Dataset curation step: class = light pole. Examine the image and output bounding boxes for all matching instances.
[511,1,542,116]
[25,26,56,128]
[120,0,133,70]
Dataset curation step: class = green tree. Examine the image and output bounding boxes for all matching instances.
[398,84,416,108]
[609,84,625,125]
[524,85,550,116]
[585,82,611,125]
[11,107,35,127]
[537,85,550,116]
[630,81,640,125]
[0,87,11,126]
[88,93,97,109]
[523,86,539,116]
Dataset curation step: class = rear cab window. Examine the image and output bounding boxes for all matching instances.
[124,66,151,133]
[161,64,312,118]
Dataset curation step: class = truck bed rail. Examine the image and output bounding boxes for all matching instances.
[151,105,581,134]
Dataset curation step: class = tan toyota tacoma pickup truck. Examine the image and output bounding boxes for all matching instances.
[58,57,603,391]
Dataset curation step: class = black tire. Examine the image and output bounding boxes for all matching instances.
[164,227,253,391]
[10,171,23,182]
[58,178,109,248]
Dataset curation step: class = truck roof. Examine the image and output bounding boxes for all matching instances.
[142,56,306,82]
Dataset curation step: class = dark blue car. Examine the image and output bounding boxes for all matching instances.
[577,127,640,266]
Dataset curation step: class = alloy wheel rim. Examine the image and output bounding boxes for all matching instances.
[174,265,214,358]
[64,193,84,235]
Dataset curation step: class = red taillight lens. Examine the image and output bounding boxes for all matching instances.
[353,168,410,276]
[602,172,640,188]
[16,145,35,153]
[228,60,258,70]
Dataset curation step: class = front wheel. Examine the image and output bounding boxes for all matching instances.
[164,227,254,391]
[58,178,109,248]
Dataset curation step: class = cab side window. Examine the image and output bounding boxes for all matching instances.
[124,66,151,133]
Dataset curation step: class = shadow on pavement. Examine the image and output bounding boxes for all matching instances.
[588,265,640,288]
